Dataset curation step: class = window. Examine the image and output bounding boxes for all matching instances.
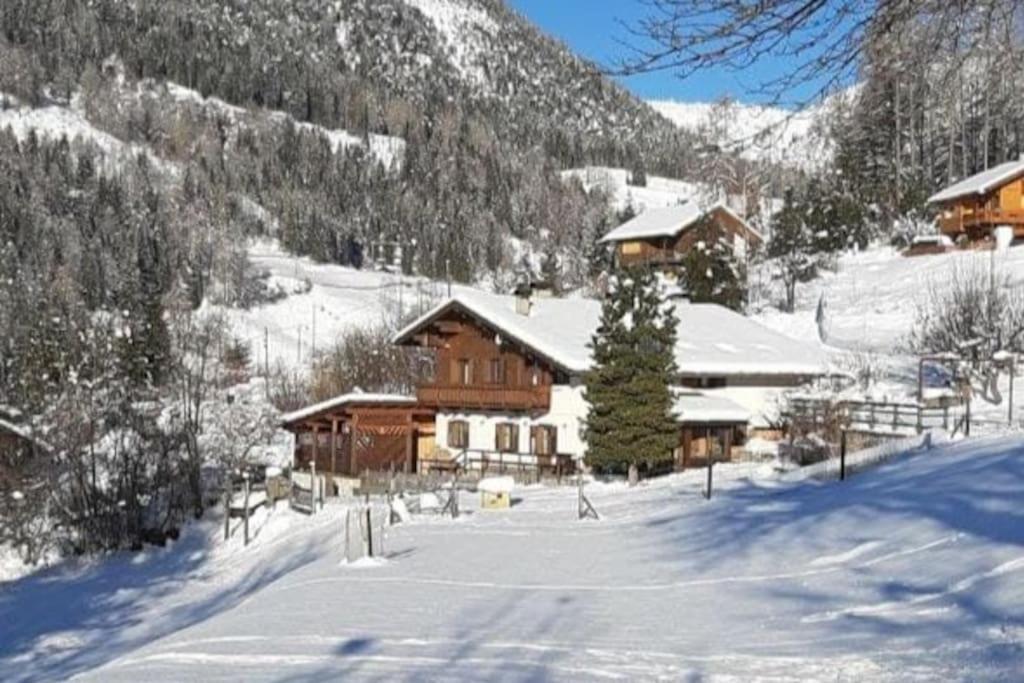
[487,358,504,384]
[621,241,642,255]
[457,358,473,385]
[531,425,557,456]
[495,423,519,453]
[448,420,469,449]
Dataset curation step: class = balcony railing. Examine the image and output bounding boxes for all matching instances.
[416,384,550,411]
[938,207,1024,235]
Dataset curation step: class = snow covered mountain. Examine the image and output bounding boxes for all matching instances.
[649,96,848,171]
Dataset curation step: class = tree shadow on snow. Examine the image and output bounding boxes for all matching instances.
[0,515,328,683]
[640,436,1024,669]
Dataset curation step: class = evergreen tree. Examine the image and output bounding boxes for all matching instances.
[584,268,679,475]
[768,188,821,313]
[680,218,748,311]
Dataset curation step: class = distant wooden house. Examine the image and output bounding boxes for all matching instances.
[0,418,50,496]
[928,159,1024,241]
[600,203,762,270]
[280,393,435,489]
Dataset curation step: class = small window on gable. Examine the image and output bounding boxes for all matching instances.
[621,241,642,255]
[448,420,469,449]
[495,423,519,453]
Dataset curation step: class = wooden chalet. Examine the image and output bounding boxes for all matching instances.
[280,393,435,488]
[392,294,578,475]
[600,202,762,270]
[929,159,1024,241]
[391,289,828,474]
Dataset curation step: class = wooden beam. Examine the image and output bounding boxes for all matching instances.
[331,418,338,482]
[350,412,359,476]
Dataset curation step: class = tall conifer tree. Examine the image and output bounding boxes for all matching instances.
[584,268,679,475]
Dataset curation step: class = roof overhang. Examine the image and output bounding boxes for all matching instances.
[392,298,579,376]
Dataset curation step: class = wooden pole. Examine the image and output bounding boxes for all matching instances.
[223,485,230,541]
[705,426,713,500]
[311,460,317,515]
[840,430,847,481]
[966,397,972,437]
[243,473,251,546]
[1009,361,1015,427]
[331,419,338,492]
[365,501,373,557]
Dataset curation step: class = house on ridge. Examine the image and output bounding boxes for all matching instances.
[928,158,1024,242]
[600,202,763,271]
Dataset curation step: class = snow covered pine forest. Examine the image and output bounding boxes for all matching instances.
[3,0,1024,680]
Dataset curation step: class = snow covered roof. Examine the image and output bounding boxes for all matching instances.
[599,203,760,243]
[928,159,1024,203]
[281,391,416,425]
[393,290,829,378]
[671,392,751,424]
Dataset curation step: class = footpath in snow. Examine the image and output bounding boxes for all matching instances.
[2,436,1024,681]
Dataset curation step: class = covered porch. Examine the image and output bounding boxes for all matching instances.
[672,392,750,470]
[281,393,436,494]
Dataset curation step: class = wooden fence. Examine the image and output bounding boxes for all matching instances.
[785,397,969,438]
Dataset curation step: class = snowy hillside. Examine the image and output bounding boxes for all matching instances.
[3,435,1023,680]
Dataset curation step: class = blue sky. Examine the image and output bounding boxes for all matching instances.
[507,0,817,106]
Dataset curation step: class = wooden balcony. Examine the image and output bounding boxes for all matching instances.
[416,384,550,412]
[938,207,1024,237]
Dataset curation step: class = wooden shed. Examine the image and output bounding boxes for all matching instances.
[281,393,435,485]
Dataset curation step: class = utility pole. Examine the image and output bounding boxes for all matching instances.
[445,258,451,298]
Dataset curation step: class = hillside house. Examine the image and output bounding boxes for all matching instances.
[928,159,1024,241]
[601,202,763,270]
[391,289,828,473]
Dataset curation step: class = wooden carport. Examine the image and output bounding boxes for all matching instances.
[281,393,435,488]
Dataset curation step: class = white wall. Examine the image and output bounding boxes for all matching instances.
[434,385,588,461]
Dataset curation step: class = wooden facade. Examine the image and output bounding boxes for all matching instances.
[401,305,558,414]
[0,421,48,497]
[934,175,1024,240]
[282,401,435,484]
[615,207,762,269]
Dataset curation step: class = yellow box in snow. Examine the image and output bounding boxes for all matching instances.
[481,490,511,509]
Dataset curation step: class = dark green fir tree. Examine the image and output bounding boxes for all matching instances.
[584,267,679,476]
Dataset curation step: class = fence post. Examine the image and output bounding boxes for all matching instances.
[365,505,373,558]
[916,405,923,434]
[311,460,317,515]
[243,472,251,547]
[840,430,847,481]
[966,398,971,437]
[223,485,231,541]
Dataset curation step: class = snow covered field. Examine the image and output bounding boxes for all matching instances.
[3,436,1023,681]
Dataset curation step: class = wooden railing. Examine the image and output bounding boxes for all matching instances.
[785,397,968,437]
[416,384,550,411]
[938,207,1024,235]
[422,448,576,479]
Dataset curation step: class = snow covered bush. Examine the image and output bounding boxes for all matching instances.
[909,262,1024,401]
